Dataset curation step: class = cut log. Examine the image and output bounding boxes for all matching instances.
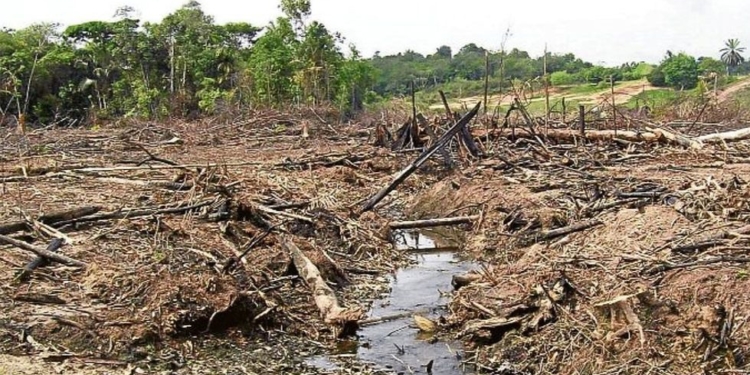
[477,127,658,143]
[359,102,481,213]
[696,126,750,143]
[389,215,480,230]
[645,127,703,149]
[0,206,102,235]
[0,234,86,267]
[281,237,362,325]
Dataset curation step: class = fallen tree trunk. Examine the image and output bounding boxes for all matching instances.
[389,215,480,230]
[52,200,215,227]
[360,102,481,213]
[646,127,703,149]
[477,127,662,143]
[696,126,750,143]
[282,237,361,325]
[0,234,86,267]
[0,206,102,235]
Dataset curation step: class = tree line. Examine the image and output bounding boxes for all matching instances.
[1,0,747,126]
[0,0,375,126]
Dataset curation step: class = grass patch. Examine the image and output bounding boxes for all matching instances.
[624,89,680,109]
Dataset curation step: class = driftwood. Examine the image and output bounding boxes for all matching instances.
[389,215,480,230]
[282,237,361,325]
[359,102,481,213]
[0,206,102,235]
[0,234,86,267]
[358,309,430,326]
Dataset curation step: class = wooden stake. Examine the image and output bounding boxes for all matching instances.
[411,80,417,130]
[579,104,586,136]
[543,44,550,126]
[610,75,617,136]
[484,51,490,114]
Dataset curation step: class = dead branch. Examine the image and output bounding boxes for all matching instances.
[359,102,481,213]
[52,199,215,227]
[388,215,480,230]
[0,234,86,267]
[0,206,102,235]
[16,238,64,281]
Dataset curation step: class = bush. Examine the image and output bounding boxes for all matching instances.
[648,66,667,87]
[662,53,699,89]
[550,71,577,86]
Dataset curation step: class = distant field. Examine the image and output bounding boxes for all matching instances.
[415,76,750,116]
[421,79,657,114]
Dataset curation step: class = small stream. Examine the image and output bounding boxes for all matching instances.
[307,230,475,374]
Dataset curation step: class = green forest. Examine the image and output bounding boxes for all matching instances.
[1,0,747,126]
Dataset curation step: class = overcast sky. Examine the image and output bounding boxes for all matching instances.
[1,0,746,66]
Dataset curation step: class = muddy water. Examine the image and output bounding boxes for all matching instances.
[307,230,475,374]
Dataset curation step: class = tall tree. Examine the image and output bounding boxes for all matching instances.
[720,38,745,75]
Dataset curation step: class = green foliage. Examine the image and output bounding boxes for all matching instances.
[648,65,667,87]
[247,17,298,104]
[550,71,576,86]
[698,57,725,76]
[721,38,745,74]
[1,0,375,124]
[661,53,699,89]
[623,62,654,80]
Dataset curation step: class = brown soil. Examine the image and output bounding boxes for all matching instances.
[3,108,750,375]
[406,126,750,374]
[0,111,412,374]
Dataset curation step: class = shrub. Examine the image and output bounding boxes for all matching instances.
[648,66,667,87]
[550,71,577,86]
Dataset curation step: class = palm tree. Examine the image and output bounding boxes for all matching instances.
[720,38,746,75]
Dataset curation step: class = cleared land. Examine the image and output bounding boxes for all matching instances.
[1,102,750,374]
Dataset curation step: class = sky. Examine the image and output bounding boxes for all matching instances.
[1,0,747,66]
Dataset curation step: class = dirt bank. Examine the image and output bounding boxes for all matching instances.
[405,130,750,374]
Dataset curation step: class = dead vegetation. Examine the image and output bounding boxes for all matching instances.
[1,98,750,375]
